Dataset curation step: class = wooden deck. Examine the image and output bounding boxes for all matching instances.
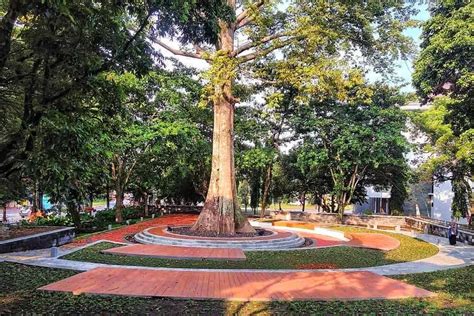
[40,267,434,301]
[102,244,246,260]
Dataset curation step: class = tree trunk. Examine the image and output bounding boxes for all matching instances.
[0,0,25,70]
[300,191,306,212]
[106,185,110,209]
[260,164,273,218]
[2,203,7,223]
[144,192,149,217]
[67,202,81,228]
[32,181,39,212]
[278,200,282,211]
[39,191,44,210]
[89,192,94,208]
[191,93,254,234]
[115,190,123,223]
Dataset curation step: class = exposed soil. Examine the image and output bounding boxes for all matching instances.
[0,226,58,241]
[124,234,139,243]
[169,226,272,238]
[302,237,314,247]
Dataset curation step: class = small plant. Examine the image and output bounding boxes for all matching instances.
[362,209,373,216]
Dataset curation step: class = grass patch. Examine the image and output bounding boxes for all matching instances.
[62,227,438,270]
[0,262,472,314]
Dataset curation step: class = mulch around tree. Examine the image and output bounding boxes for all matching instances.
[169,226,272,238]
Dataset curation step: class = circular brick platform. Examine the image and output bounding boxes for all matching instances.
[134,227,306,250]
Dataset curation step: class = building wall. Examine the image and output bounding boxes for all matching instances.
[403,181,432,217]
[354,186,391,214]
[432,180,471,224]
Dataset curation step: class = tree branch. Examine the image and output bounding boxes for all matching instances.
[237,36,301,63]
[232,32,289,57]
[149,37,207,60]
[235,0,265,29]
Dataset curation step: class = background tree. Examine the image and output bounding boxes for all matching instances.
[292,83,409,218]
[413,97,473,219]
[413,0,473,135]
[412,1,473,219]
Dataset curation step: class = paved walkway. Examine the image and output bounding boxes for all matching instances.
[103,244,246,260]
[68,214,197,246]
[39,267,434,301]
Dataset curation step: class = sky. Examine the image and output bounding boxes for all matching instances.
[157,3,431,93]
[383,3,430,92]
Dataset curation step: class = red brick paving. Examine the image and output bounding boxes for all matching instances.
[70,214,198,246]
[40,267,434,301]
[102,244,246,261]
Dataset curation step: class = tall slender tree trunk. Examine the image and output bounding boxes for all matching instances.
[260,164,273,218]
[2,203,7,223]
[191,8,254,234]
[144,192,149,217]
[301,191,306,212]
[106,184,110,209]
[115,190,123,223]
[88,192,94,208]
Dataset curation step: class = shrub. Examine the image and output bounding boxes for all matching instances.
[94,209,115,224]
[35,216,74,227]
[122,207,144,220]
[363,209,373,215]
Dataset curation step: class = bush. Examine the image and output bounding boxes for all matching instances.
[94,209,115,224]
[27,215,74,227]
[122,207,144,220]
[363,209,374,215]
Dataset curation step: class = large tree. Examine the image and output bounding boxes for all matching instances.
[412,0,473,218]
[414,97,473,219]
[152,0,416,234]
[292,84,409,217]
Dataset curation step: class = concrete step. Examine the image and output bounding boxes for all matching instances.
[141,229,299,244]
[133,231,305,250]
[137,231,304,247]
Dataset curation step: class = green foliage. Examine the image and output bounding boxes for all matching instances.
[34,216,74,227]
[94,209,116,225]
[413,97,473,218]
[291,84,410,215]
[412,1,473,219]
[413,1,473,135]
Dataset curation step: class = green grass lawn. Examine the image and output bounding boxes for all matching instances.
[92,198,108,208]
[61,228,438,269]
[0,262,472,314]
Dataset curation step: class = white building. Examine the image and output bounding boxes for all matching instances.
[354,102,472,222]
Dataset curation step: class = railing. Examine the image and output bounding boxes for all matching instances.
[405,216,473,245]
